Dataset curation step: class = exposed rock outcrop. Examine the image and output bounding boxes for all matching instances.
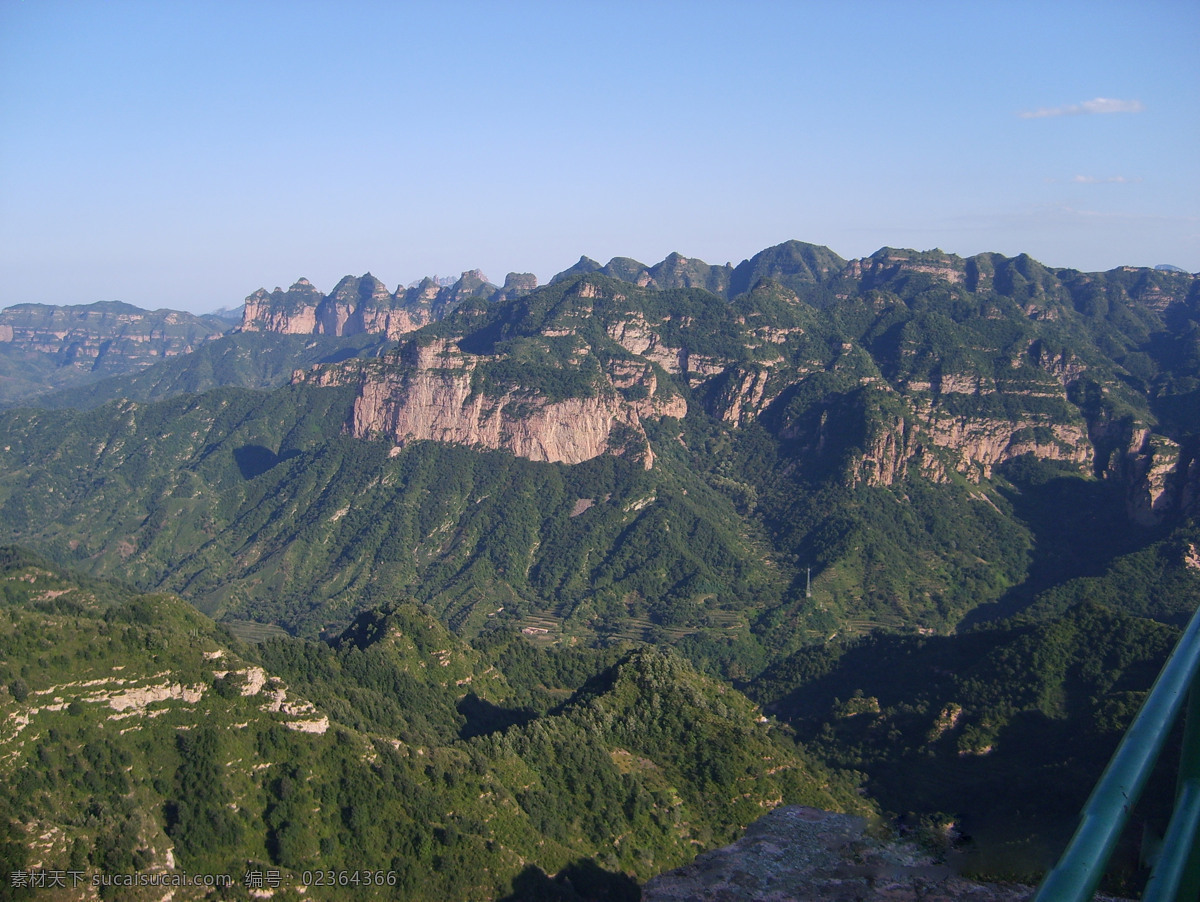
[0,301,226,370]
[846,248,967,288]
[297,339,685,469]
[247,243,1196,503]
[238,270,499,338]
[604,310,734,384]
[712,366,773,426]
[854,412,949,486]
[1117,431,1198,526]
[919,410,1091,482]
[491,272,539,302]
[239,278,325,334]
[643,806,1137,901]
[642,806,1052,902]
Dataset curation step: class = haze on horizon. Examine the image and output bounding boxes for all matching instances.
[1,0,1197,314]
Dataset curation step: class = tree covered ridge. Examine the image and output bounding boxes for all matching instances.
[0,241,1198,892]
[748,601,1184,883]
[2,233,1199,642]
[291,241,1200,503]
[0,550,865,899]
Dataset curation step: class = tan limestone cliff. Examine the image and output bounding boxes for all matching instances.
[606,360,689,421]
[843,251,966,285]
[713,366,773,426]
[0,306,224,368]
[853,414,948,486]
[1123,431,1184,526]
[239,285,319,334]
[239,272,491,339]
[321,274,394,335]
[918,410,1091,482]
[361,306,434,339]
[607,313,684,373]
[298,339,686,468]
[604,311,737,386]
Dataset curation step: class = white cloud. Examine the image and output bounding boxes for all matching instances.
[1071,175,1142,184]
[1019,97,1145,119]
[942,204,1198,234]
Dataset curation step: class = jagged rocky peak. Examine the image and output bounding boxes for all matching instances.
[601,256,651,286]
[266,278,324,305]
[647,251,732,294]
[410,276,441,299]
[550,255,604,283]
[503,272,537,292]
[287,277,320,293]
[491,272,539,302]
[239,270,461,339]
[426,270,497,311]
[329,273,392,305]
[317,273,393,336]
[240,278,324,333]
[450,269,490,292]
[653,251,700,279]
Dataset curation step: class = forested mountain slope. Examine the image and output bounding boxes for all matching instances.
[2,243,1197,648]
[0,549,859,899]
[0,302,228,406]
[2,241,1198,891]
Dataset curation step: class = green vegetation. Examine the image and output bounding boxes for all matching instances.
[7,332,386,411]
[0,242,1198,892]
[0,301,231,407]
[749,602,1182,886]
[0,552,865,899]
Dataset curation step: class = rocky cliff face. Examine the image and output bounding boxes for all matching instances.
[712,366,773,427]
[491,272,539,302]
[0,301,226,370]
[605,311,736,386]
[238,270,499,338]
[296,338,686,468]
[852,409,949,486]
[1113,430,1200,525]
[716,367,1093,490]
[917,406,1092,482]
[847,248,968,288]
[240,279,325,334]
[246,243,1199,519]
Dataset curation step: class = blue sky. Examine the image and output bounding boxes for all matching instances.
[1,1,1197,313]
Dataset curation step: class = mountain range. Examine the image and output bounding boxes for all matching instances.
[1,239,1198,895]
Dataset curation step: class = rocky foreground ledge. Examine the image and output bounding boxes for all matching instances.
[642,806,1127,902]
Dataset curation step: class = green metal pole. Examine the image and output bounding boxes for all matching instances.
[1034,604,1200,902]
[1176,684,1200,901]
[1142,684,1200,902]
[1141,778,1200,901]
